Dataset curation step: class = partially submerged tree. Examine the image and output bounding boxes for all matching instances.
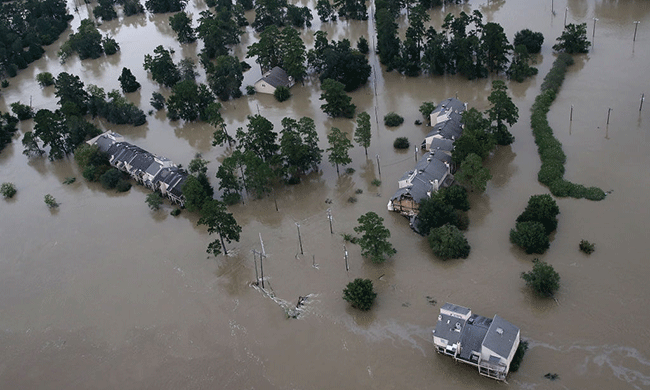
[320,79,355,118]
[354,211,396,263]
[326,127,353,175]
[44,194,59,208]
[428,224,470,260]
[510,221,550,254]
[553,23,591,54]
[513,29,544,54]
[146,192,164,210]
[353,112,371,156]
[487,80,518,145]
[143,45,181,88]
[279,117,322,181]
[516,194,560,235]
[169,11,196,44]
[455,153,492,193]
[197,199,242,256]
[343,278,376,311]
[1,182,17,199]
[118,67,141,93]
[521,259,560,297]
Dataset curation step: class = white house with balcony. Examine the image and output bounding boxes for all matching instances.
[432,303,520,381]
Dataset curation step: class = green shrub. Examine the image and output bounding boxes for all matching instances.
[371,179,382,186]
[579,239,595,254]
[146,192,163,210]
[1,182,17,198]
[116,179,131,192]
[345,167,355,174]
[170,208,182,216]
[428,224,471,260]
[516,194,560,235]
[100,168,122,189]
[274,86,291,102]
[36,72,55,87]
[510,221,550,254]
[246,85,256,95]
[393,137,410,149]
[44,194,58,208]
[10,102,35,120]
[150,92,166,110]
[343,278,377,311]
[510,340,529,372]
[1,80,8,88]
[514,29,544,53]
[521,259,560,297]
[384,112,404,127]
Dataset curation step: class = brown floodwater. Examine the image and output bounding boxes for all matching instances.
[1,0,650,388]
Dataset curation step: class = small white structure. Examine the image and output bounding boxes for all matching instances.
[432,303,520,381]
[254,67,295,94]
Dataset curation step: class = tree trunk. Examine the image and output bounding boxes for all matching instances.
[219,232,227,255]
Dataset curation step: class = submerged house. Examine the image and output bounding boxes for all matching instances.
[388,97,467,218]
[254,67,295,94]
[432,303,520,381]
[88,132,188,205]
[422,97,467,152]
[387,150,454,216]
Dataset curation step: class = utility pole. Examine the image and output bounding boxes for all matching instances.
[607,107,613,125]
[414,146,418,162]
[640,93,645,111]
[344,245,349,272]
[327,208,333,234]
[564,7,568,27]
[551,0,554,15]
[593,18,598,39]
[259,234,266,288]
[296,222,303,255]
[376,154,381,179]
[570,105,573,121]
[634,21,641,41]
[252,250,259,286]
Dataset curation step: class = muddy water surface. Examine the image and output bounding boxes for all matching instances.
[1,0,650,389]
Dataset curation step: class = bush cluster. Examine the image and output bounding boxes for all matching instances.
[530,53,605,201]
[510,194,559,254]
[384,112,404,127]
[393,137,410,149]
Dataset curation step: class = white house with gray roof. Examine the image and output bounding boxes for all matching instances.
[432,303,520,381]
[254,67,295,94]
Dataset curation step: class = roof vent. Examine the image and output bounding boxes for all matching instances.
[455,322,461,330]
[496,327,503,335]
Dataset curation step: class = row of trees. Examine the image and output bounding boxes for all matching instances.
[59,19,120,62]
[21,72,145,160]
[376,7,541,81]
[0,0,72,78]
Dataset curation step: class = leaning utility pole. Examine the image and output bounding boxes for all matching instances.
[327,208,333,234]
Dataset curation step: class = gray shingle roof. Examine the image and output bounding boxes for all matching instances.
[482,315,520,359]
[260,67,293,88]
[458,314,492,361]
[434,313,466,346]
[428,137,454,152]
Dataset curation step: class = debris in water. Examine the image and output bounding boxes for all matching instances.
[426,296,437,305]
[544,373,559,380]
[402,302,410,307]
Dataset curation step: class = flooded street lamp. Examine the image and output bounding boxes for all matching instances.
[634,21,641,41]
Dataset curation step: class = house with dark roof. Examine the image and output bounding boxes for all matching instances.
[422,97,466,153]
[87,132,188,206]
[432,303,520,381]
[387,151,453,216]
[254,67,295,94]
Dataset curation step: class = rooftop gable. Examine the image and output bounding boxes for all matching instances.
[482,315,520,359]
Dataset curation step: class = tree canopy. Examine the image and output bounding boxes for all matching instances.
[354,211,396,263]
[143,45,181,87]
[455,153,492,193]
[514,29,544,54]
[553,23,591,54]
[428,224,470,260]
[516,194,560,235]
[197,199,242,256]
[510,221,550,254]
[326,127,353,174]
[343,278,376,311]
[320,79,356,118]
[354,112,372,156]
[521,259,560,297]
